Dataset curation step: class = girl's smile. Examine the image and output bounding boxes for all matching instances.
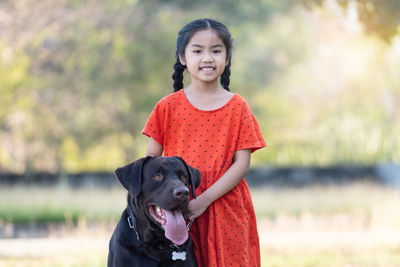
[199,66,215,72]
[179,29,228,85]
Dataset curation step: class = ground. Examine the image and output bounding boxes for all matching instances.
[1,183,400,267]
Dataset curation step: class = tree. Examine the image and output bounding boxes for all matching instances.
[301,0,400,40]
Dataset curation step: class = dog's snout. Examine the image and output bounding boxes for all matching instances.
[173,187,190,200]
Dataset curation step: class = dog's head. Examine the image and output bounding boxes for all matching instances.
[114,156,201,245]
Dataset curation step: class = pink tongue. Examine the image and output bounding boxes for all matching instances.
[162,209,188,245]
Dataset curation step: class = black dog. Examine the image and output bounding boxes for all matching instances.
[108,156,201,267]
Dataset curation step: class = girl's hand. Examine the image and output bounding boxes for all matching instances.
[187,149,250,221]
[188,197,209,221]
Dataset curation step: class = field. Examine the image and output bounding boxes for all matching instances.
[1,182,400,267]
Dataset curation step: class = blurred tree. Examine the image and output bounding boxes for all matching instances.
[301,0,400,41]
[0,0,399,172]
[0,42,40,172]
[247,5,400,165]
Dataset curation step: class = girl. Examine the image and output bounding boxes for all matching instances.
[142,18,266,267]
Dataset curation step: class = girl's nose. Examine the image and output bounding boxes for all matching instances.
[202,52,213,62]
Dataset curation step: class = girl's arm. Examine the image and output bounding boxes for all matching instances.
[188,149,251,220]
[146,137,163,156]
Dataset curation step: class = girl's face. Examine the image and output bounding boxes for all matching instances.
[179,29,229,86]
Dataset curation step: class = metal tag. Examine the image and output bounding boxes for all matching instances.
[172,251,186,261]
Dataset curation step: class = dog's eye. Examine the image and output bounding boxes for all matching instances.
[181,175,188,182]
[153,174,162,181]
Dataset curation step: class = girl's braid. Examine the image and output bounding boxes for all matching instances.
[220,60,231,91]
[172,59,185,92]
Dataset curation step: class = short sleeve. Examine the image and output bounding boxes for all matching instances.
[235,101,266,153]
[142,102,165,146]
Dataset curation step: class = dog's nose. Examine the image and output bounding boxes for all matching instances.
[173,187,190,200]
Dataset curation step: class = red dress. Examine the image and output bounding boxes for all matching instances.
[142,89,266,267]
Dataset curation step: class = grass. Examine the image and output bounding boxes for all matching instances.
[260,247,400,267]
[0,186,126,225]
[2,182,398,224]
[251,182,400,222]
[0,182,400,266]
[0,254,107,267]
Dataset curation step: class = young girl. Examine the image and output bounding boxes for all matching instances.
[142,18,266,267]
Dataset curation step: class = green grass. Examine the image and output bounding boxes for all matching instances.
[2,182,399,224]
[0,186,126,224]
[0,183,400,266]
[252,182,400,221]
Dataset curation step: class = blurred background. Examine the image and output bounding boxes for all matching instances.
[0,0,400,266]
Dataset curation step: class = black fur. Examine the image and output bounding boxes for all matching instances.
[108,156,201,267]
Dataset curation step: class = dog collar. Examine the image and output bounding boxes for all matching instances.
[126,204,140,241]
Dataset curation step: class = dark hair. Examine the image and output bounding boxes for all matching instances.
[172,18,233,92]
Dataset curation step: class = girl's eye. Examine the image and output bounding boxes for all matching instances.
[193,50,201,54]
[153,174,162,181]
[213,50,222,53]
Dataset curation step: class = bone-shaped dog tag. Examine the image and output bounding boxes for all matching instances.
[172,251,186,261]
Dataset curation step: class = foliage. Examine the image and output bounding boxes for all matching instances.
[0,0,399,172]
[245,5,400,165]
[302,0,400,41]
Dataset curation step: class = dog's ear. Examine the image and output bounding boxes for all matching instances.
[114,156,152,197]
[173,156,201,199]
[186,163,201,199]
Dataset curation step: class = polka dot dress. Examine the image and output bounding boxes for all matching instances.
[142,89,266,267]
